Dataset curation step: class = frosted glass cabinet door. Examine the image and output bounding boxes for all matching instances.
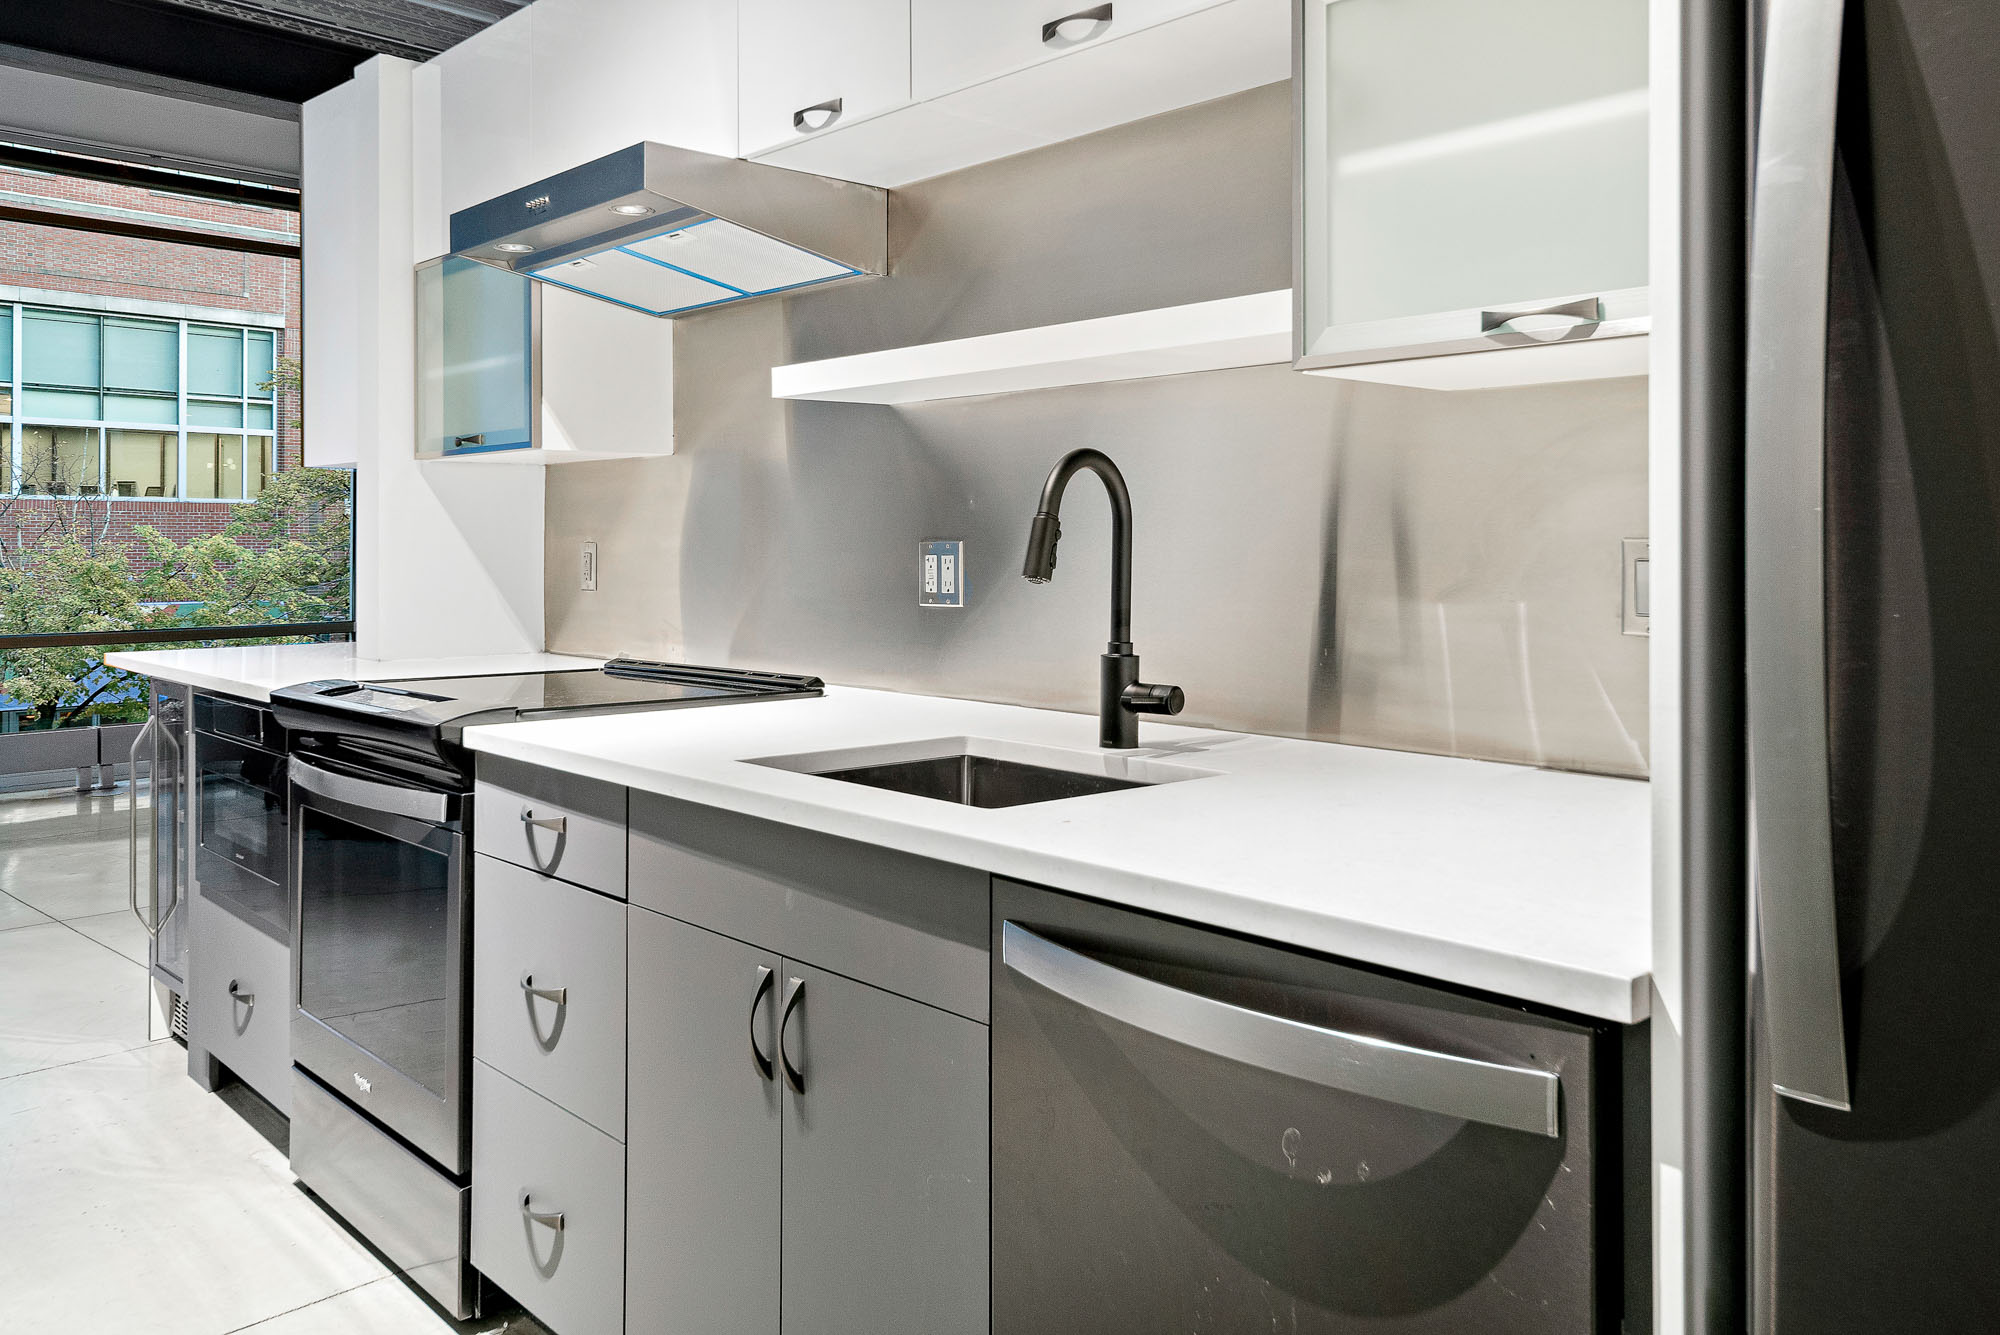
[1296,0,1649,369]
[415,257,536,457]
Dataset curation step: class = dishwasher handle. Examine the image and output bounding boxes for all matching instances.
[1001,922,1560,1138]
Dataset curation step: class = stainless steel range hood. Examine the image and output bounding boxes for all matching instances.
[449,142,887,318]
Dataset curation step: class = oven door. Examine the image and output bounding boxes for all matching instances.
[290,757,470,1176]
[196,730,290,941]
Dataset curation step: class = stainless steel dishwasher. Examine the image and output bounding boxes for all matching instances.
[991,879,1645,1334]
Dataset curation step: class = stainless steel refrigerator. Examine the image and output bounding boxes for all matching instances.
[1746,0,2000,1326]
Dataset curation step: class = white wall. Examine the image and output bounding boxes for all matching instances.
[302,57,545,661]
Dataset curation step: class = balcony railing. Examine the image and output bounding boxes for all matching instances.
[0,621,354,789]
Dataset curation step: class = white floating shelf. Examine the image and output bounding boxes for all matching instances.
[770,290,1294,405]
[769,291,1651,404]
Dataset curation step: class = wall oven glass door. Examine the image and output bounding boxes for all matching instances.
[196,731,289,939]
[290,759,468,1175]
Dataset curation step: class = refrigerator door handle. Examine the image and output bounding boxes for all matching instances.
[1746,0,1852,1111]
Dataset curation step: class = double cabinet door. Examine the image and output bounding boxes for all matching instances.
[627,907,989,1335]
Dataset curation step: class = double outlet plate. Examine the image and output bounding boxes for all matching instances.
[920,539,964,608]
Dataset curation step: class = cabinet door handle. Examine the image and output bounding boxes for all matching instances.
[127,714,158,939]
[158,720,184,934]
[228,980,253,1006]
[521,1193,565,1233]
[1479,296,1605,337]
[520,972,568,1006]
[1002,922,1561,1137]
[779,975,806,1095]
[792,98,842,134]
[1043,2,1113,44]
[749,966,776,1081]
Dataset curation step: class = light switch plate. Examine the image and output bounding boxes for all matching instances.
[1622,538,1649,636]
[581,541,598,592]
[920,539,964,608]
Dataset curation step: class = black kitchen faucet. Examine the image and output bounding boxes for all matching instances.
[1021,447,1185,748]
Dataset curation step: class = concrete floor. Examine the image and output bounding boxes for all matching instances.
[0,782,541,1333]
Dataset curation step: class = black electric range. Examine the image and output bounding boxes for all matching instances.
[270,657,822,789]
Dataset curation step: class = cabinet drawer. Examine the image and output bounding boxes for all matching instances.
[630,793,990,1022]
[739,0,912,158]
[473,1061,626,1335]
[475,756,627,898]
[913,0,1222,101]
[473,855,626,1139]
[189,895,291,1115]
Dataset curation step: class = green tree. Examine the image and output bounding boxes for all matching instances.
[0,356,352,728]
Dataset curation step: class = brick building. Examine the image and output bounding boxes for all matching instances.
[0,163,303,562]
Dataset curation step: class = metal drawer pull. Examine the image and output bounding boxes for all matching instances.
[228,980,253,1005]
[1043,2,1113,44]
[521,1194,565,1233]
[1001,922,1561,1138]
[519,807,566,874]
[520,973,567,1006]
[1479,296,1604,337]
[750,966,776,1080]
[779,976,806,1095]
[792,98,842,133]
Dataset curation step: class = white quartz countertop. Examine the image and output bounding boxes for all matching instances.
[465,686,1652,1022]
[104,643,603,702]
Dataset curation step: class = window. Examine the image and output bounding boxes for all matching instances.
[0,303,282,502]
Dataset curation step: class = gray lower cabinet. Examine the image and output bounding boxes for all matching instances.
[472,854,627,1140]
[472,1060,626,1335]
[625,911,990,1335]
[187,894,291,1114]
[780,961,990,1335]
[626,909,782,1335]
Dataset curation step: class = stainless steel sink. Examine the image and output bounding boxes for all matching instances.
[750,738,1213,808]
[814,753,1152,808]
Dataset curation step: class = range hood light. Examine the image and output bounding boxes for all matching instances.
[493,242,535,253]
[609,203,655,217]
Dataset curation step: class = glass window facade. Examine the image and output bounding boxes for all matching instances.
[0,302,282,502]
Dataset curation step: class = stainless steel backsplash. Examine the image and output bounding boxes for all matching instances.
[544,83,1650,777]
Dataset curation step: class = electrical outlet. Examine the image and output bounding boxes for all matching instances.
[581,541,598,592]
[1622,538,1649,635]
[920,539,964,608]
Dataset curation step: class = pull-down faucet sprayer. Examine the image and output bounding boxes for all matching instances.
[1022,448,1185,749]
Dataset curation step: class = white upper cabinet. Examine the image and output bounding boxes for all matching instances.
[737,0,912,159]
[430,0,737,248]
[436,7,534,223]
[751,0,1287,188]
[1296,0,1650,385]
[912,0,1224,100]
[528,0,737,176]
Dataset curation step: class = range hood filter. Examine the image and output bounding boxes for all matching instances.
[450,142,888,319]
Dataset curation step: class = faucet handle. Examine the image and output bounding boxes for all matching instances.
[1121,681,1185,716]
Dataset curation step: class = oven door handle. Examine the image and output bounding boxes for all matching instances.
[290,757,453,825]
[1002,922,1560,1138]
